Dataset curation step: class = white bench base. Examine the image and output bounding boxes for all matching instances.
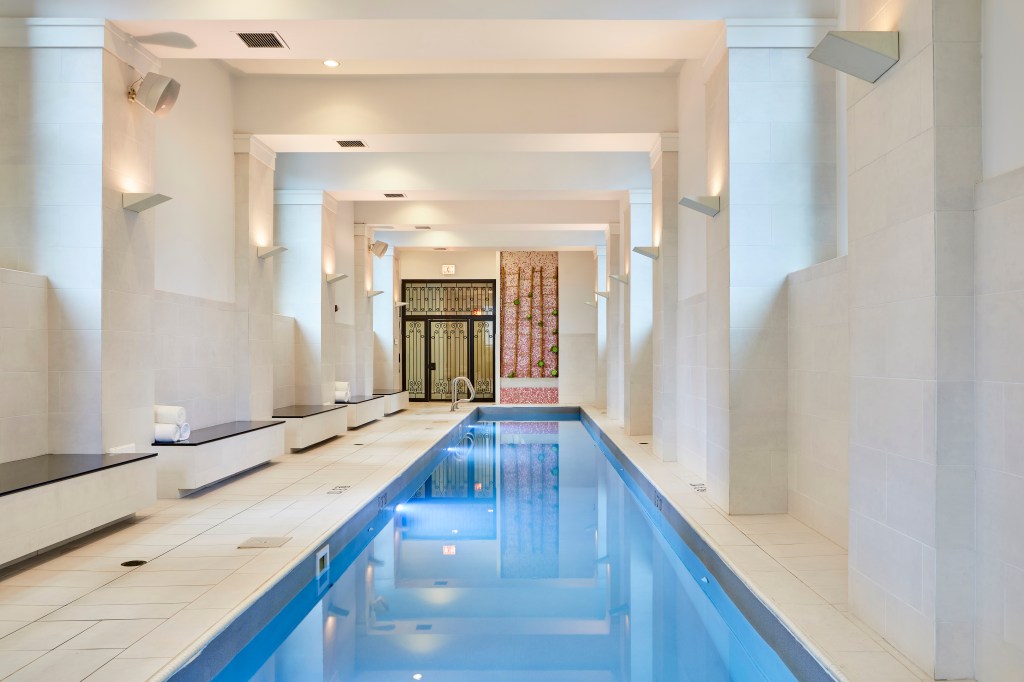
[154,423,285,498]
[377,391,410,415]
[0,459,156,568]
[345,399,386,428]
[281,409,348,451]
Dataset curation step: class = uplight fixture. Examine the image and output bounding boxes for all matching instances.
[679,195,721,217]
[633,246,660,260]
[808,31,899,83]
[326,273,349,285]
[257,245,287,259]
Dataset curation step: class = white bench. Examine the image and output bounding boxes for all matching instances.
[153,421,285,498]
[272,404,348,451]
[336,395,386,428]
[373,390,410,415]
[0,453,157,568]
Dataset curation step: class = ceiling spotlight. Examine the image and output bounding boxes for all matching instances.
[369,240,389,258]
[679,195,721,217]
[127,72,181,117]
[323,59,340,68]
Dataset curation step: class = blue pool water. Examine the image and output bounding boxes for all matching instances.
[212,415,807,681]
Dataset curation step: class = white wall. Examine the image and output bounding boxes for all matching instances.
[273,314,296,409]
[557,250,597,405]
[153,290,235,429]
[982,0,1024,178]
[154,60,235,303]
[975,166,1024,681]
[0,269,48,464]
[787,257,849,548]
[397,249,498,280]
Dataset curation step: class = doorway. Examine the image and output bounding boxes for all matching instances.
[402,280,496,402]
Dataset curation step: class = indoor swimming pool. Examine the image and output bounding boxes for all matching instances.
[185,409,828,681]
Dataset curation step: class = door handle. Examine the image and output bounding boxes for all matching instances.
[429,362,436,370]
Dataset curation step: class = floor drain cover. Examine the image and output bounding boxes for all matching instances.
[689,483,707,493]
[327,485,351,495]
[353,443,365,446]
[120,560,147,567]
[238,537,292,549]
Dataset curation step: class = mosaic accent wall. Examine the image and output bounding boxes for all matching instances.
[500,251,559,381]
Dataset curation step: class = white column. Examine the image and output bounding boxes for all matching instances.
[233,135,277,420]
[625,190,653,436]
[371,252,398,392]
[651,134,679,461]
[274,190,337,405]
[605,222,624,423]
[595,245,608,408]
[352,226,375,396]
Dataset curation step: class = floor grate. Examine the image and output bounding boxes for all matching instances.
[327,485,351,495]
[238,537,292,549]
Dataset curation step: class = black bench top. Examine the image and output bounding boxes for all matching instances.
[272,404,347,419]
[153,420,284,447]
[0,453,157,498]
[335,395,383,405]
[373,390,407,396]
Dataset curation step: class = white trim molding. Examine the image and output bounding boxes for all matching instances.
[234,134,278,170]
[725,18,836,49]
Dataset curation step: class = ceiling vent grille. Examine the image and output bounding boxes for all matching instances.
[336,140,366,148]
[415,225,432,230]
[236,32,287,48]
[383,193,406,199]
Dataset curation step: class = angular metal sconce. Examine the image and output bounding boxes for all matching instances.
[326,273,349,285]
[595,290,609,299]
[395,302,408,308]
[808,31,899,83]
[584,301,598,308]
[122,193,171,213]
[257,245,287,259]
[633,246,660,260]
[367,290,385,298]
[610,274,629,285]
[679,195,721,217]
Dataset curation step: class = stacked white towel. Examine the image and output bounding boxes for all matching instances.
[154,405,191,443]
[335,381,351,403]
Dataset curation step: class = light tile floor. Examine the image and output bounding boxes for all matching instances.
[0,405,957,682]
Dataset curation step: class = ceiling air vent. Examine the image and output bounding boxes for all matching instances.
[415,225,432,230]
[336,140,366,148]
[236,32,287,49]
[383,193,406,199]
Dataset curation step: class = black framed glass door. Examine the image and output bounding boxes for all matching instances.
[402,280,496,402]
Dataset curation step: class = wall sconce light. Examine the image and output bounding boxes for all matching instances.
[809,31,899,83]
[368,290,385,298]
[326,273,349,285]
[257,245,287,259]
[127,72,181,117]
[633,246,660,260]
[584,301,598,308]
[610,274,629,285]
[679,196,721,217]
[595,290,609,298]
[369,240,389,258]
[122,193,171,213]
[395,302,408,308]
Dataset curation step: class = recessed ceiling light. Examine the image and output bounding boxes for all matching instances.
[323,59,340,68]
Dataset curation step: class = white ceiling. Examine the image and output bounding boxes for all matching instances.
[259,133,660,154]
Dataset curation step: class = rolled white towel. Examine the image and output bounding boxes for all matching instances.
[154,405,186,426]
[335,381,349,392]
[177,423,191,441]
[154,422,180,443]
[335,390,351,403]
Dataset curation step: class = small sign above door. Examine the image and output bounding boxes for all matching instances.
[441,264,456,275]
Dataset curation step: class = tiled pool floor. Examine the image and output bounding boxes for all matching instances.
[0,405,947,682]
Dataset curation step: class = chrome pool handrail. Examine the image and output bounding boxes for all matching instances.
[450,376,475,411]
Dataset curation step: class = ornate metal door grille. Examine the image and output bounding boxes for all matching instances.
[401,279,496,402]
